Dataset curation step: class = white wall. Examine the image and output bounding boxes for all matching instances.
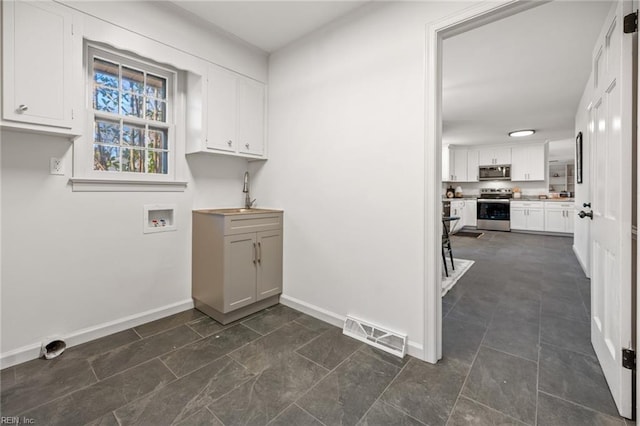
[256,1,472,357]
[1,1,266,364]
[573,74,593,276]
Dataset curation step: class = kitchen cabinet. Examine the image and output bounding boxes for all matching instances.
[544,202,575,233]
[511,144,546,181]
[478,147,511,166]
[549,162,575,194]
[449,199,477,232]
[466,150,479,182]
[510,201,544,231]
[445,148,478,182]
[464,199,477,227]
[187,64,266,159]
[450,200,465,232]
[449,149,467,182]
[192,209,283,324]
[2,0,78,134]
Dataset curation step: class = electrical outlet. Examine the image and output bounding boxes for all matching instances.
[50,157,64,175]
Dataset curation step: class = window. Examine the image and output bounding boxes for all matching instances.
[89,45,174,176]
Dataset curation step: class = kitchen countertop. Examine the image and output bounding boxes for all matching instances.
[442,197,575,202]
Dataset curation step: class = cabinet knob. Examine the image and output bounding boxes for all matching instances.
[17,104,28,113]
[227,140,233,146]
[245,143,250,149]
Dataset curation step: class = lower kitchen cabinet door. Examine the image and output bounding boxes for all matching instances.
[256,230,283,301]
[510,208,527,230]
[224,234,258,312]
[528,208,545,231]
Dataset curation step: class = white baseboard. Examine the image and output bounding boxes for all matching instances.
[1,299,194,369]
[280,294,424,360]
[573,244,591,278]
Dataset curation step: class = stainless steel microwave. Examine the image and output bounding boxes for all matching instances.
[479,165,511,181]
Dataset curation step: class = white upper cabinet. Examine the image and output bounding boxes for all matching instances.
[237,77,265,157]
[466,150,479,182]
[445,147,478,182]
[2,0,77,133]
[206,66,237,153]
[478,147,511,165]
[188,64,267,159]
[511,144,546,181]
[448,148,467,182]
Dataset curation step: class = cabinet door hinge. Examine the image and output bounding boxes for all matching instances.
[624,10,638,34]
[622,348,636,370]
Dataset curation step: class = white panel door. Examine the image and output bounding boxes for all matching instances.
[589,1,633,418]
[452,149,468,181]
[467,150,479,182]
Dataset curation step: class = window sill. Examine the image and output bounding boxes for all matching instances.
[70,178,188,192]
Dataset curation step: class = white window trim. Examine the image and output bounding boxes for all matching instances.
[71,42,187,192]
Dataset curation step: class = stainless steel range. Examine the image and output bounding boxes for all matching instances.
[477,188,512,231]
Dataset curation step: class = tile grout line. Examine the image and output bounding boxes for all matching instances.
[459,395,532,426]
[293,403,329,426]
[535,282,543,426]
[537,389,624,421]
[205,406,227,426]
[444,294,498,426]
[356,358,427,426]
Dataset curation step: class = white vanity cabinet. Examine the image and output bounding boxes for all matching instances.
[187,65,266,159]
[544,202,575,234]
[510,201,544,231]
[2,0,78,134]
[511,144,546,181]
[192,209,283,324]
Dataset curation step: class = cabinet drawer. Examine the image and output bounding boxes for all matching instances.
[544,202,574,210]
[511,201,544,208]
[224,213,283,235]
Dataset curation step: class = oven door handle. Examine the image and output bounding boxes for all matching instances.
[478,199,511,203]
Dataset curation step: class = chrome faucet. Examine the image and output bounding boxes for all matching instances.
[243,171,256,209]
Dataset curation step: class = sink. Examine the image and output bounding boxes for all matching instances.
[196,208,282,215]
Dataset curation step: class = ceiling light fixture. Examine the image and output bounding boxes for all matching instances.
[509,129,535,137]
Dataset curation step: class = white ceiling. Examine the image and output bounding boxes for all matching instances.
[170,1,368,53]
[442,1,612,148]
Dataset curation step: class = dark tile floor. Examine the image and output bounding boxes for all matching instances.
[0,231,635,425]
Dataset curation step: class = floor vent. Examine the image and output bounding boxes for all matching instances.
[343,315,407,358]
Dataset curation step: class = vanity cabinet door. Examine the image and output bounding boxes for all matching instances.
[223,233,257,312]
[256,230,283,301]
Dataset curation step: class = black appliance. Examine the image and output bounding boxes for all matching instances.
[479,165,511,181]
[442,200,451,232]
[477,188,512,231]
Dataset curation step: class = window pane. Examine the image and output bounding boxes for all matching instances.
[145,99,166,122]
[93,58,118,88]
[147,150,168,174]
[94,119,120,145]
[123,123,144,147]
[122,148,145,173]
[122,66,144,94]
[94,87,119,114]
[146,74,166,99]
[121,93,144,118]
[147,128,167,149]
[94,145,120,171]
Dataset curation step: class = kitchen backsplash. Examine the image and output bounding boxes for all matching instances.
[442,180,548,197]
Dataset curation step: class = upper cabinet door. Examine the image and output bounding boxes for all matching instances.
[511,144,546,181]
[526,144,546,180]
[3,0,73,129]
[466,150,479,182]
[450,148,468,181]
[206,66,237,152]
[237,77,265,157]
[493,147,511,165]
[510,145,529,181]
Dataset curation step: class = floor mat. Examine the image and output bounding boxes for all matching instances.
[453,231,484,238]
[442,258,475,296]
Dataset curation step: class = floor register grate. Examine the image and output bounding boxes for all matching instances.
[343,315,407,358]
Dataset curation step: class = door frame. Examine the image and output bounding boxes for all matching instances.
[423,0,544,363]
